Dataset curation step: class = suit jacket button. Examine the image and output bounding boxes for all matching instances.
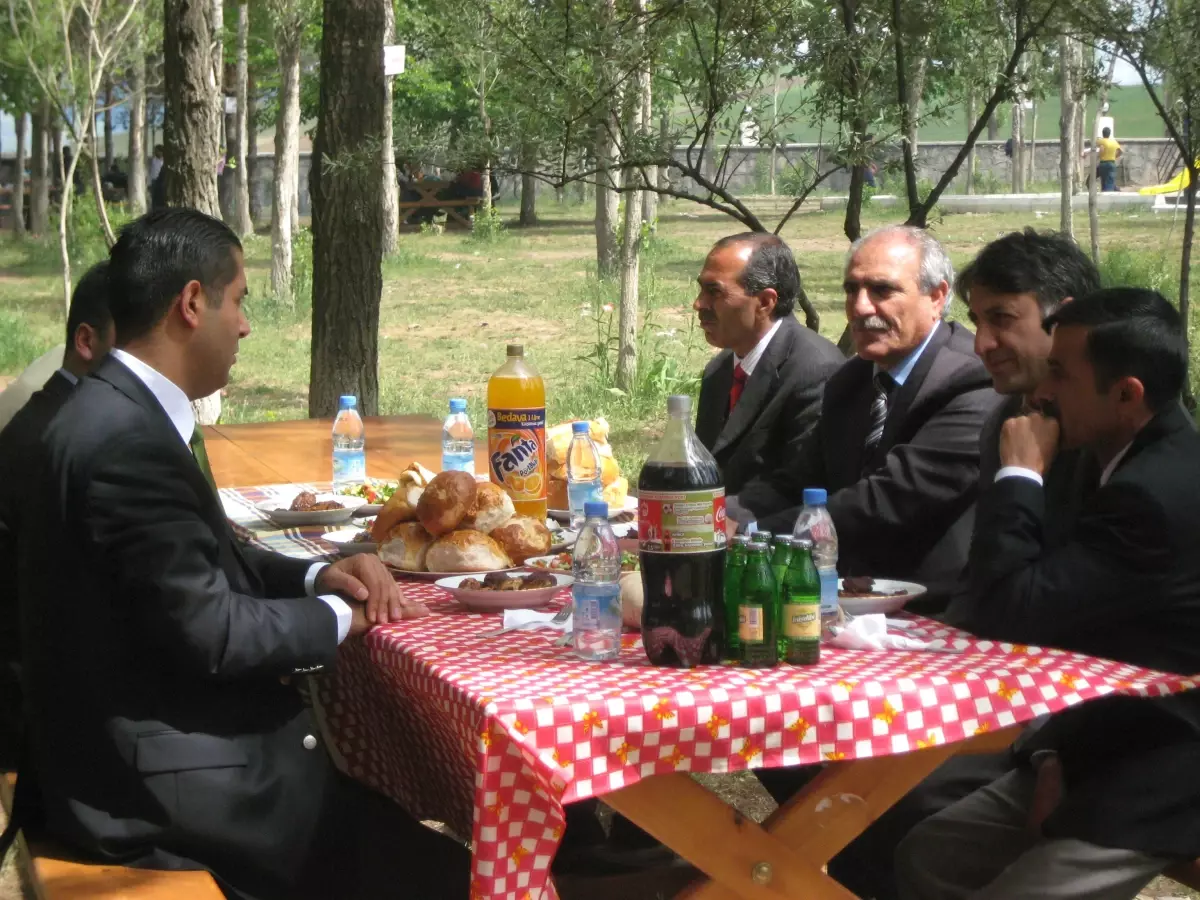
[303,734,318,750]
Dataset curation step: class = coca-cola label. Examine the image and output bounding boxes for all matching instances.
[638,488,727,553]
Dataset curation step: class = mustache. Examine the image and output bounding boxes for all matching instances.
[697,312,718,325]
[851,315,891,332]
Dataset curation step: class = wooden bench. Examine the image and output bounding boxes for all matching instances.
[1,772,224,899]
[398,179,481,228]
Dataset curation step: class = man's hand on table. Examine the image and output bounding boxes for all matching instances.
[316,555,430,637]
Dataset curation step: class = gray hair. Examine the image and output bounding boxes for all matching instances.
[847,225,955,314]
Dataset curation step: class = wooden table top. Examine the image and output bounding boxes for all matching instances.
[202,415,489,488]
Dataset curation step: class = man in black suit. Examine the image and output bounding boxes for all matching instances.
[730,225,1001,603]
[896,288,1200,899]
[0,261,113,769]
[693,233,843,495]
[19,209,469,899]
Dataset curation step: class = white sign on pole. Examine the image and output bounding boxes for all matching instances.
[384,44,406,76]
[224,96,237,115]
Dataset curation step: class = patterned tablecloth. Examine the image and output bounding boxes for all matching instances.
[221,486,1200,900]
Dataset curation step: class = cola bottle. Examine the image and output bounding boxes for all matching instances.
[638,395,727,667]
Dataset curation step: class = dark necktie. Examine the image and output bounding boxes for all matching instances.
[729,363,748,412]
[189,425,218,494]
[864,371,893,458]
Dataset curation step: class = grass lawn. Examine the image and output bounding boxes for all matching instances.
[0,197,1195,478]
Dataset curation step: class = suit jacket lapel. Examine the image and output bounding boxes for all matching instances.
[696,353,734,450]
[839,360,877,478]
[713,320,792,456]
[880,322,953,447]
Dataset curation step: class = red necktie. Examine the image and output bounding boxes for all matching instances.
[729,363,748,411]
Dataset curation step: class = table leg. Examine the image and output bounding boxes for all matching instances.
[603,726,1022,900]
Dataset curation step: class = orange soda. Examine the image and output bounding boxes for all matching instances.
[487,344,547,519]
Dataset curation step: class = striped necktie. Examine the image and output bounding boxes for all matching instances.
[189,425,218,494]
[864,371,893,458]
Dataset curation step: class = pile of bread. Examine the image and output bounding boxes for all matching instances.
[369,463,552,573]
[546,418,628,511]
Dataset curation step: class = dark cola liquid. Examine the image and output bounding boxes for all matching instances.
[639,460,725,667]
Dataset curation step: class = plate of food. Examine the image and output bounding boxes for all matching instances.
[544,418,635,523]
[371,469,557,579]
[529,551,644,629]
[338,479,400,516]
[256,491,366,527]
[322,528,378,555]
[527,550,640,573]
[837,577,927,616]
[435,571,573,612]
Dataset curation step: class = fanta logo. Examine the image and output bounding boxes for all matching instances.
[491,434,540,480]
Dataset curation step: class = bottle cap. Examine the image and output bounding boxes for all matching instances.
[750,530,772,543]
[802,487,828,506]
[748,541,769,552]
[506,344,524,357]
[731,535,750,545]
[584,501,609,519]
[667,395,691,416]
[792,537,814,550]
[449,398,467,413]
[571,421,590,434]
[339,395,357,409]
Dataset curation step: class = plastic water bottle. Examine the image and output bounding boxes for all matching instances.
[792,488,840,630]
[571,501,622,661]
[331,395,366,491]
[441,398,475,474]
[566,421,603,529]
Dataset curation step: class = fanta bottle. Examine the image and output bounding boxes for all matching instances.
[487,344,547,519]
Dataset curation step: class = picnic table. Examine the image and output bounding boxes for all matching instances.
[399,178,482,228]
[211,417,1200,900]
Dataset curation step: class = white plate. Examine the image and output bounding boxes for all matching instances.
[435,572,573,612]
[256,493,366,527]
[526,554,573,573]
[386,565,523,582]
[547,497,639,523]
[322,528,378,555]
[354,503,383,517]
[837,578,927,616]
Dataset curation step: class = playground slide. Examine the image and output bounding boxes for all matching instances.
[1140,161,1200,195]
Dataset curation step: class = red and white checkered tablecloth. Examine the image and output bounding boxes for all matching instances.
[305,582,1200,900]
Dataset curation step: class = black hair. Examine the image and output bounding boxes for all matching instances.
[1102,127,1112,138]
[107,208,242,345]
[1043,287,1186,412]
[711,232,799,318]
[65,261,112,347]
[956,228,1100,317]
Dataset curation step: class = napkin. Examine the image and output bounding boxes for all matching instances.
[501,608,573,632]
[827,614,960,653]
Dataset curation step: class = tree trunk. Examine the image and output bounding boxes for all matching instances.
[987,110,999,141]
[52,128,62,189]
[616,0,647,394]
[1181,169,1196,409]
[1059,35,1076,236]
[892,0,920,218]
[291,160,299,230]
[965,91,976,195]
[163,0,222,217]
[641,70,657,227]
[594,0,619,278]
[478,51,493,216]
[89,129,117,247]
[1011,101,1024,193]
[309,0,386,417]
[519,143,537,225]
[104,77,115,171]
[272,19,302,300]
[247,74,260,224]
[1088,53,1118,264]
[13,113,27,236]
[233,0,253,236]
[30,102,50,235]
[844,162,865,242]
[1027,100,1038,186]
[906,55,927,159]
[129,35,148,215]
[381,0,399,254]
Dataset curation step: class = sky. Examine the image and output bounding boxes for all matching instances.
[0,60,1147,153]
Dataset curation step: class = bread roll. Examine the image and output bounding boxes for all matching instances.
[490,515,552,564]
[425,530,513,573]
[620,571,643,630]
[547,477,569,512]
[602,476,628,510]
[547,419,613,467]
[369,462,437,541]
[462,482,516,534]
[377,522,433,571]
[417,471,477,537]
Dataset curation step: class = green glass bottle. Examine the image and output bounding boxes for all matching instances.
[738,541,779,668]
[723,535,749,661]
[770,535,793,588]
[780,538,821,665]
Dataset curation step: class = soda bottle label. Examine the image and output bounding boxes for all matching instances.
[638,488,727,553]
[738,606,764,642]
[783,605,821,639]
[487,407,546,503]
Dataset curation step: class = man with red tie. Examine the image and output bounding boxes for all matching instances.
[693,233,843,497]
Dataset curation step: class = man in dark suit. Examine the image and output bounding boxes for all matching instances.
[896,288,1200,899]
[730,225,1001,603]
[0,261,113,769]
[693,233,843,496]
[19,209,469,899]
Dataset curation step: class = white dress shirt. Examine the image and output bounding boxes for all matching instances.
[996,442,1132,489]
[734,318,783,378]
[110,350,351,642]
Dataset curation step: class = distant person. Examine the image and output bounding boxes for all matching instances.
[1097,126,1122,191]
[148,144,164,184]
[150,144,166,211]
